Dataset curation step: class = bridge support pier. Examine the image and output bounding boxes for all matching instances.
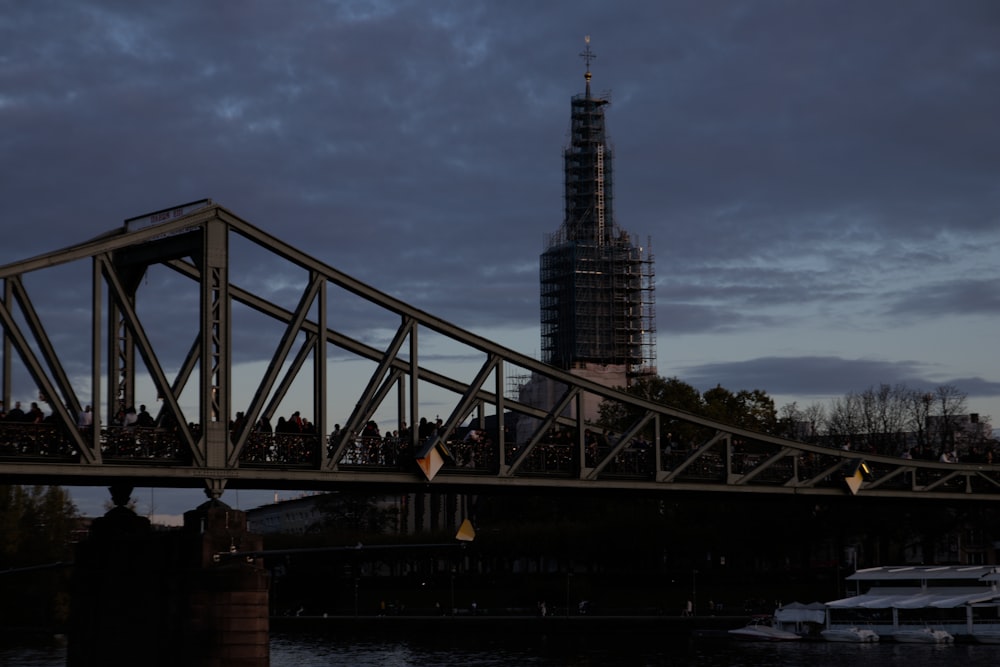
[68,486,269,666]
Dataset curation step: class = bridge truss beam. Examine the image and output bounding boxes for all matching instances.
[2,203,999,502]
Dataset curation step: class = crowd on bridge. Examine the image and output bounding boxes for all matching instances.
[835,438,996,466]
[3,394,996,489]
[236,412,497,468]
[0,400,50,424]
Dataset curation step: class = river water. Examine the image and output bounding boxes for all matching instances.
[5,631,1000,667]
[267,633,1000,667]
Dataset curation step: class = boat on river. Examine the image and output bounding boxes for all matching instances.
[728,616,802,641]
[820,626,879,643]
[890,627,953,644]
[970,629,1000,644]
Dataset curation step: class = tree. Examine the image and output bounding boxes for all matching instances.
[856,384,911,455]
[777,401,827,441]
[802,403,827,439]
[627,375,703,412]
[596,375,704,446]
[908,390,935,451]
[701,385,739,426]
[826,393,864,447]
[596,376,779,446]
[0,485,76,567]
[701,386,777,433]
[0,485,78,626]
[734,389,778,434]
[0,485,28,563]
[931,385,968,452]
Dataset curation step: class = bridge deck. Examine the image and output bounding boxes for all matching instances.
[2,422,997,500]
[3,203,996,502]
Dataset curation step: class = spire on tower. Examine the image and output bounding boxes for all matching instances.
[580,35,596,96]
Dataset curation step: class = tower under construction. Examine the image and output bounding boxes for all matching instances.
[539,38,656,381]
[517,38,656,434]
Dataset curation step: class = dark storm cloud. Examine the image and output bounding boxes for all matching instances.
[2,0,1000,417]
[888,278,1000,319]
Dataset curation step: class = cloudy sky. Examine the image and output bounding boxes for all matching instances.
[3,1,1000,521]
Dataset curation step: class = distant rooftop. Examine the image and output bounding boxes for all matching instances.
[848,565,999,581]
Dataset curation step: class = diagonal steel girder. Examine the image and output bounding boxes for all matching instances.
[329,316,416,469]
[586,411,656,480]
[162,255,600,459]
[3,202,1000,503]
[99,254,203,466]
[0,277,97,463]
[419,353,502,463]
[228,273,325,467]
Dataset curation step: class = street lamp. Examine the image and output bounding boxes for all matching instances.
[450,566,456,616]
[566,571,573,617]
[692,569,698,617]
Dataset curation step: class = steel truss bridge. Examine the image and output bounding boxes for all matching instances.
[2,201,999,503]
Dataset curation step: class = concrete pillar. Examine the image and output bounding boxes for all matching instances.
[182,498,270,667]
[69,487,269,667]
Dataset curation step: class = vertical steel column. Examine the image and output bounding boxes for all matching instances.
[495,361,506,469]
[1,279,10,409]
[397,373,406,438]
[200,221,230,473]
[576,392,587,476]
[107,293,134,424]
[314,278,327,461]
[408,323,419,450]
[90,257,103,460]
[652,414,661,476]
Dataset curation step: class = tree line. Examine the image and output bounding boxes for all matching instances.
[598,376,993,457]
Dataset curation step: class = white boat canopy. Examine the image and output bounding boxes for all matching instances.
[827,590,1000,609]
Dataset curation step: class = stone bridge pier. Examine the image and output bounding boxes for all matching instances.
[68,486,270,666]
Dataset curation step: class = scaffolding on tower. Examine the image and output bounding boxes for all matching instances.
[538,39,656,383]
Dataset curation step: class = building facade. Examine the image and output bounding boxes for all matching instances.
[247,491,467,537]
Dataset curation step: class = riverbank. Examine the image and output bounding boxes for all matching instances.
[271,612,746,637]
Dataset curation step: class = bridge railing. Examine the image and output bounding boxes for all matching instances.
[0,422,78,460]
[103,426,191,461]
[240,432,321,466]
[3,419,1000,498]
